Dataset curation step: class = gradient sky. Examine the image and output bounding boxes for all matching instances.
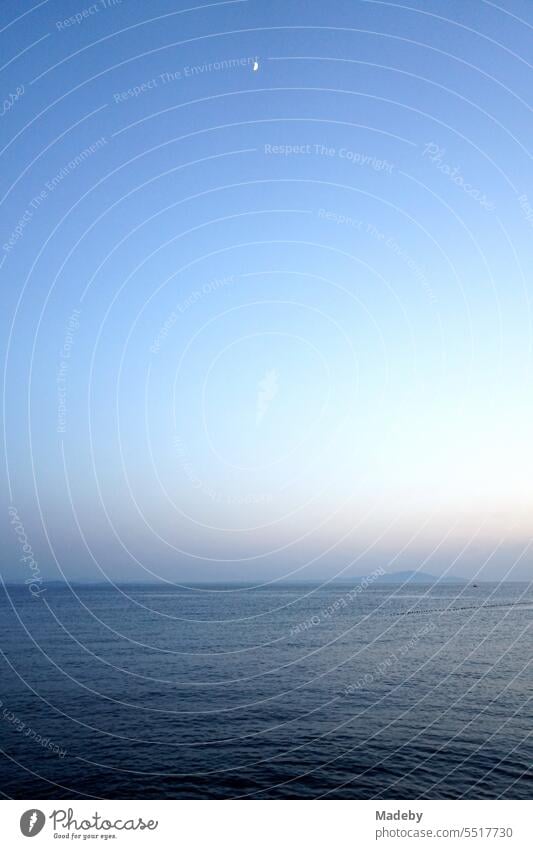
[1,0,533,582]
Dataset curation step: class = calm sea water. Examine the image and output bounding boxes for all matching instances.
[0,581,531,799]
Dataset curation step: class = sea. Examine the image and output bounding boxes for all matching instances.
[0,581,531,799]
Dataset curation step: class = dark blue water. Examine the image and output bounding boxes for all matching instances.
[0,581,531,799]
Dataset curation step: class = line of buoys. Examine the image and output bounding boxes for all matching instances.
[389,600,531,617]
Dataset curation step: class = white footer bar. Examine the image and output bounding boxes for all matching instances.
[2,799,531,848]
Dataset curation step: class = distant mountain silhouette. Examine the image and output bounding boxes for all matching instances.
[371,570,467,584]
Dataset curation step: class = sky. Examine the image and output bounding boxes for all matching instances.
[1,0,533,583]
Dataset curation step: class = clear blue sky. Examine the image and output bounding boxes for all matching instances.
[1,0,532,582]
